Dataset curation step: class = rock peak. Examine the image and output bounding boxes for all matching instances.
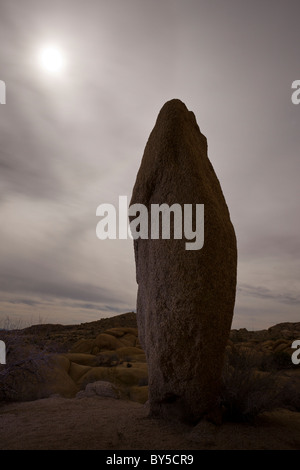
[155,99,200,133]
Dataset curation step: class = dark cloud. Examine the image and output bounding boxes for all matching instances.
[7,298,40,307]
[238,284,300,306]
[0,273,121,305]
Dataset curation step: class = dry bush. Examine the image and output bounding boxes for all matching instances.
[221,347,280,423]
[279,385,300,412]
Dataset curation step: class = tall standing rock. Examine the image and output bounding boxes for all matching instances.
[130,99,237,423]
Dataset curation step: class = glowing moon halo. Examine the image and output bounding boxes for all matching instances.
[39,45,65,73]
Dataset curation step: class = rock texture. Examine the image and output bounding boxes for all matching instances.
[130,99,237,423]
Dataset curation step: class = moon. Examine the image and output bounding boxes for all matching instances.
[39,45,65,74]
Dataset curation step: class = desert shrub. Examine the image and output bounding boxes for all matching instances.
[259,349,297,372]
[258,353,277,372]
[221,347,280,423]
[0,315,24,331]
[271,350,296,370]
[278,382,300,412]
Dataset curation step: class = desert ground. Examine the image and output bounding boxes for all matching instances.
[0,396,300,450]
[0,312,299,450]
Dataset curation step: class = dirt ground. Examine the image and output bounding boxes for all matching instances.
[0,396,299,450]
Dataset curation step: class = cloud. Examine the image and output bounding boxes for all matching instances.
[238,284,300,306]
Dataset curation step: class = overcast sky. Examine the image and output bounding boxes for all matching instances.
[0,0,299,330]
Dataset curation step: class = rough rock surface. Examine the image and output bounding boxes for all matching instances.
[130,99,237,423]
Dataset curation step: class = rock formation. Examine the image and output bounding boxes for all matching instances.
[0,325,148,404]
[130,99,237,423]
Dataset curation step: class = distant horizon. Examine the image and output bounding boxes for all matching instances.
[1,309,299,333]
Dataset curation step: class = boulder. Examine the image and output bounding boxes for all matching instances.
[0,354,78,402]
[130,99,237,423]
[70,339,94,354]
[93,333,123,351]
[77,380,119,399]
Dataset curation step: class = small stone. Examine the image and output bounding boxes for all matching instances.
[78,380,119,399]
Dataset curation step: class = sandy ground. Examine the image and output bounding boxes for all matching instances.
[0,396,299,450]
